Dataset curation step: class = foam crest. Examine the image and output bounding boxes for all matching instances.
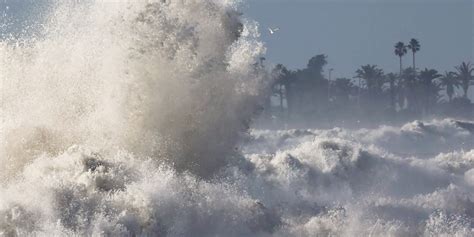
[2,1,474,236]
[0,0,266,179]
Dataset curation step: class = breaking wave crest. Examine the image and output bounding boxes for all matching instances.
[0,0,266,180]
[2,1,474,236]
[243,118,474,236]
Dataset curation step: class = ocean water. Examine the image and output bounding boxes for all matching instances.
[1,1,474,236]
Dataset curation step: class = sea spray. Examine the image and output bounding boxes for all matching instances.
[2,1,474,236]
[0,0,266,180]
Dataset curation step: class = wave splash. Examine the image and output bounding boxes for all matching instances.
[245,119,474,236]
[0,0,266,180]
[2,1,474,236]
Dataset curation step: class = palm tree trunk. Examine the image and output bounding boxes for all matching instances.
[279,84,284,113]
[399,56,403,76]
[390,82,395,110]
[357,78,361,108]
[447,84,452,102]
[425,87,430,115]
[399,56,403,109]
[463,83,468,98]
[284,84,293,118]
[412,52,416,71]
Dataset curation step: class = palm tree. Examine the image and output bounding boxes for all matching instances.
[419,68,441,113]
[419,69,441,87]
[272,64,289,113]
[386,73,398,110]
[332,78,355,104]
[401,67,417,110]
[407,39,421,71]
[439,71,461,102]
[394,42,408,109]
[355,65,384,95]
[394,42,408,77]
[454,62,473,98]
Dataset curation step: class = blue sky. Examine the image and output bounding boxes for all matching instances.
[244,0,473,78]
[1,0,472,78]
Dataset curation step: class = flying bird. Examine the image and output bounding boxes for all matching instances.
[268,27,280,35]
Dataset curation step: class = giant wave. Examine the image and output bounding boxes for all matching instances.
[1,1,474,236]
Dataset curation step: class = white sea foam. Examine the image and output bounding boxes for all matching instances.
[0,0,266,180]
[243,119,474,236]
[1,1,474,236]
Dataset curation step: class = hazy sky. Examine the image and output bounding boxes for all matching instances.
[1,0,472,78]
[245,0,474,78]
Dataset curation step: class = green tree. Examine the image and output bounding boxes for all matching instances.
[332,78,355,104]
[305,54,329,114]
[394,42,408,77]
[454,62,473,98]
[355,64,384,96]
[386,73,398,110]
[401,67,417,111]
[307,54,328,77]
[419,68,441,113]
[394,42,408,109]
[407,38,421,71]
[272,64,290,113]
[439,71,461,102]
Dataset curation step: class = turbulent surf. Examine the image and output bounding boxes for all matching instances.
[1,1,474,236]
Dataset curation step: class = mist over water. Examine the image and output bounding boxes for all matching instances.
[1,0,266,179]
[1,1,474,236]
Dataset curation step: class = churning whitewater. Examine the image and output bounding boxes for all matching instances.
[1,1,474,236]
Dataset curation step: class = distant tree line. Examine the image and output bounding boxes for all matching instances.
[267,39,474,126]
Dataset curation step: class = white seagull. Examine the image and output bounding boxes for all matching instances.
[268,27,280,35]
